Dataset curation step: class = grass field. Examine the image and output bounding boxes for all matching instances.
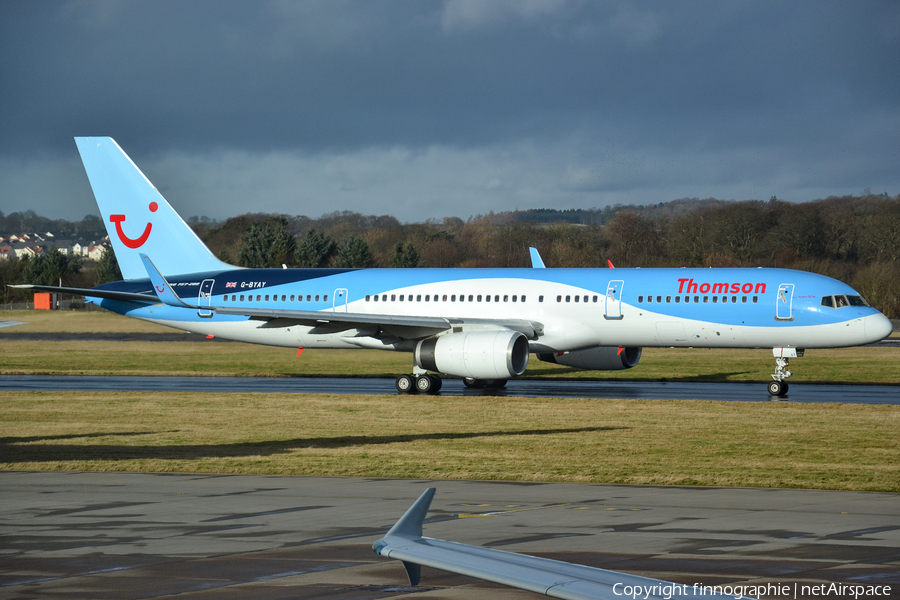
[2,309,898,491]
[2,391,897,492]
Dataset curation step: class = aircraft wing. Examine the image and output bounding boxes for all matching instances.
[374,489,754,600]
[9,284,157,304]
[212,305,540,340]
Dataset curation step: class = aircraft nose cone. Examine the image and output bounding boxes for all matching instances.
[865,313,894,343]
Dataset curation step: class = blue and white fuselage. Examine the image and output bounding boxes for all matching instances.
[96,266,888,353]
[21,137,891,396]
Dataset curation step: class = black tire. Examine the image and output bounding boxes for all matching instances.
[492,379,508,388]
[463,377,483,389]
[396,374,414,393]
[767,380,785,396]
[429,374,443,393]
[415,375,433,393]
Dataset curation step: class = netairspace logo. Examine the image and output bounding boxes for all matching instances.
[611,582,892,599]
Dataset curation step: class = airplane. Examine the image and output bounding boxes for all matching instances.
[15,137,894,396]
[375,487,752,599]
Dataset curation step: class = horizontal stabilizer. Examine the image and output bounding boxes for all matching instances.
[9,284,157,304]
[374,489,755,600]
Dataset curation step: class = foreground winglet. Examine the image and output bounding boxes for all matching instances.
[384,488,435,540]
[374,489,755,599]
[139,254,197,308]
[529,247,546,268]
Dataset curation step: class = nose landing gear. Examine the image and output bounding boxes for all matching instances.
[769,348,803,397]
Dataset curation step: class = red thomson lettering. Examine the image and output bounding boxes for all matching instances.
[675,280,767,295]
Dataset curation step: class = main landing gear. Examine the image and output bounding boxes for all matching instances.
[769,348,803,397]
[394,374,508,394]
[395,373,442,394]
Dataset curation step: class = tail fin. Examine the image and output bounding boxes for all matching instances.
[75,137,233,279]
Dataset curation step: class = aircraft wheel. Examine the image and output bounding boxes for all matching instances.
[396,374,415,394]
[463,377,483,389]
[429,374,443,393]
[767,380,787,396]
[492,379,507,388]
[415,375,433,394]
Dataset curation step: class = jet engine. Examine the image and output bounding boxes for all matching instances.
[537,346,642,370]
[415,330,530,379]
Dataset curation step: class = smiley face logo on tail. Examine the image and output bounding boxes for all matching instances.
[110,202,158,249]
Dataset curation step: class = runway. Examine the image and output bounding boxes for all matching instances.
[2,472,898,599]
[3,374,899,404]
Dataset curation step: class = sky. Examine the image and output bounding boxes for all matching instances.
[1,0,899,223]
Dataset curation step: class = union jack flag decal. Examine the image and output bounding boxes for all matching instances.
[225,281,237,288]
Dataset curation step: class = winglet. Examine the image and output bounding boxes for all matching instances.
[607,259,615,269]
[139,253,197,308]
[374,488,435,586]
[384,487,435,540]
[529,247,546,268]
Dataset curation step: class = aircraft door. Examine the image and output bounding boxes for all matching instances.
[333,288,349,312]
[775,283,794,321]
[198,279,215,318]
[604,280,625,320]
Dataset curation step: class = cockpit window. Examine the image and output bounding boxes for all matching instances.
[847,295,869,307]
[821,295,870,309]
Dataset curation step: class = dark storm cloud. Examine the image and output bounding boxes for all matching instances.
[1,1,898,220]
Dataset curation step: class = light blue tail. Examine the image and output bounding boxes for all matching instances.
[75,137,232,279]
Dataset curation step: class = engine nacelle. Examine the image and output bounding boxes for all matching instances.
[537,346,642,370]
[415,330,530,379]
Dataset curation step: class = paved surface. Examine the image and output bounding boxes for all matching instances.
[1,472,898,599]
[3,374,899,405]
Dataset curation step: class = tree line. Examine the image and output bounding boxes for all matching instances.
[3,194,898,317]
